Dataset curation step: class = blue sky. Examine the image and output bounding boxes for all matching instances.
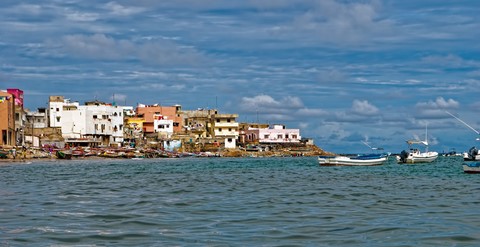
[1,0,480,154]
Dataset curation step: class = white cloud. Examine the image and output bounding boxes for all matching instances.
[104,2,146,16]
[350,100,379,116]
[55,34,205,66]
[415,97,459,110]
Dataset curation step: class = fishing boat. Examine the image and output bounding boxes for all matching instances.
[463,162,480,174]
[397,125,438,164]
[56,150,72,159]
[446,111,480,161]
[318,153,388,166]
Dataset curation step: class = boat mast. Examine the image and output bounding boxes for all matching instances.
[446,111,480,135]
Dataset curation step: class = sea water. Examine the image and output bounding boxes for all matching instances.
[1,156,479,246]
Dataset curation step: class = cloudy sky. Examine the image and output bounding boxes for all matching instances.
[1,0,480,154]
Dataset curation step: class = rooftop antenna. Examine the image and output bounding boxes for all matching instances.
[446,111,480,135]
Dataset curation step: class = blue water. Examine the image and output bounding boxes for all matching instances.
[1,156,479,246]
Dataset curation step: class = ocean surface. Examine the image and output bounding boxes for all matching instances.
[1,156,479,246]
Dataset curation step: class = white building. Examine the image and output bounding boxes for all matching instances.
[153,114,174,139]
[244,124,301,143]
[48,96,126,146]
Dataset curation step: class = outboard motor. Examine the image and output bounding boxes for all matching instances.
[399,150,409,163]
[468,146,478,160]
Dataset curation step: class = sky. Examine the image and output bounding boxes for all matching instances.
[1,0,480,154]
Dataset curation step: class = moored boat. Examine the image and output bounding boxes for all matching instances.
[397,124,438,164]
[318,153,388,166]
[463,162,480,174]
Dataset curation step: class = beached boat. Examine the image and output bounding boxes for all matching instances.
[56,150,72,159]
[463,162,480,173]
[318,153,388,166]
[0,150,9,159]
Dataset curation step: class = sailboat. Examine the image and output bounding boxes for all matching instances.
[397,124,438,164]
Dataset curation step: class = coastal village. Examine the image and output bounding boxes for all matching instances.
[0,88,330,160]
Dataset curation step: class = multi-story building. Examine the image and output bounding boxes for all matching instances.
[153,114,174,139]
[210,113,239,149]
[181,108,218,139]
[243,124,301,144]
[7,89,24,145]
[0,91,15,146]
[48,96,126,147]
[136,104,183,134]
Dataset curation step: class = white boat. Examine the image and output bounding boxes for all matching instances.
[396,146,439,164]
[397,125,438,164]
[463,162,480,173]
[318,154,388,166]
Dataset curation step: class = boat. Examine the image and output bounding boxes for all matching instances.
[397,125,438,164]
[463,162,480,173]
[446,111,480,161]
[463,146,480,161]
[318,153,388,166]
[56,150,72,159]
[397,146,438,164]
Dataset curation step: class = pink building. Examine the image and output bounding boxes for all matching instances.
[244,124,301,143]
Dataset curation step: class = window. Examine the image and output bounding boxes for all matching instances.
[227,119,231,122]
[173,122,179,127]
[15,113,19,121]
[264,134,269,139]
[285,134,289,139]
[219,128,222,132]
[93,115,97,119]
[95,124,98,130]
[216,119,220,123]
[227,138,232,142]
[292,134,297,139]
[56,108,59,112]
[277,134,282,139]
[56,116,60,122]
[228,128,232,132]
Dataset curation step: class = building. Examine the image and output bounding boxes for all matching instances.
[0,91,15,146]
[48,96,127,147]
[210,113,239,149]
[243,124,301,144]
[136,104,183,134]
[7,89,24,145]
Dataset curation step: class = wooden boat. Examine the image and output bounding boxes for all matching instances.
[56,150,72,159]
[463,162,480,174]
[0,150,9,159]
[318,153,388,166]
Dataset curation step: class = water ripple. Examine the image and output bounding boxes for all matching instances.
[1,156,480,246]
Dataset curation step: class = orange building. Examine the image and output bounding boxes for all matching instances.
[136,104,183,134]
[0,91,15,146]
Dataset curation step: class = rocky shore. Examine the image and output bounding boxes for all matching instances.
[0,144,332,162]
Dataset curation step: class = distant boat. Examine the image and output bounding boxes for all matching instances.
[56,150,72,160]
[397,125,438,164]
[318,153,388,166]
[463,162,480,174]
[463,146,480,161]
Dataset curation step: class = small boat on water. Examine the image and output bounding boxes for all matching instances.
[397,146,438,164]
[463,162,480,174]
[318,153,388,166]
[397,124,438,164]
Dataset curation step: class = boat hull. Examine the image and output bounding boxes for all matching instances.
[463,162,480,173]
[318,155,387,166]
